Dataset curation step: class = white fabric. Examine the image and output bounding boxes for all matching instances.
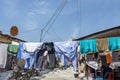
[23,42,42,54]
[0,43,8,68]
[109,62,120,69]
[44,51,48,56]
[86,61,98,70]
[12,41,19,45]
[77,45,80,53]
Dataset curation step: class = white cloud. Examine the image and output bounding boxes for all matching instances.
[24,21,38,30]
[66,27,80,41]
[34,0,49,7]
[30,9,50,15]
[22,0,52,31]
[71,27,80,38]
[2,0,19,18]
[28,0,75,16]
[30,0,51,15]
[22,13,39,31]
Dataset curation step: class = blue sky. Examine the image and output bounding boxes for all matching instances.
[0,0,120,42]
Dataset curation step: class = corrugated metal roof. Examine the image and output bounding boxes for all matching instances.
[72,26,120,41]
[0,33,26,43]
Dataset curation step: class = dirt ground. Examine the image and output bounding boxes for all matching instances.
[0,67,85,80]
[30,67,79,80]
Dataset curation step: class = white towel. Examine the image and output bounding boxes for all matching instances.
[0,43,8,68]
[23,42,42,55]
[12,41,19,45]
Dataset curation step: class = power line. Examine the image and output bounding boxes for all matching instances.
[77,0,81,27]
[41,0,68,41]
[76,0,82,37]
[40,0,67,41]
[41,0,67,31]
[41,0,67,41]
[1,0,68,42]
[43,27,63,42]
[19,23,46,34]
[51,27,63,41]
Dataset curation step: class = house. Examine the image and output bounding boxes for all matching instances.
[72,26,120,79]
[0,30,26,43]
[72,26,120,40]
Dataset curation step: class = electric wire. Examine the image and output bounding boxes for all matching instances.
[39,0,67,41]
[41,0,67,40]
[77,0,81,27]
[51,27,63,41]
[1,0,68,42]
[40,0,66,32]
[77,0,81,36]
[42,0,68,41]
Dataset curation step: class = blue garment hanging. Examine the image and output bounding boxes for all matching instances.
[80,39,97,54]
[108,36,120,51]
[17,42,41,69]
[54,41,79,72]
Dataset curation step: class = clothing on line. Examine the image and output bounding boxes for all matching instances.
[0,43,8,68]
[54,41,78,72]
[108,36,120,51]
[7,44,19,56]
[5,54,16,70]
[36,42,56,70]
[80,39,97,54]
[23,42,42,55]
[96,38,108,52]
[17,43,30,59]
[17,42,42,69]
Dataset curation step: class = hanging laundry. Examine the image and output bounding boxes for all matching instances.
[17,42,42,69]
[100,55,107,66]
[6,43,19,70]
[54,41,78,72]
[106,53,112,64]
[100,52,112,66]
[5,54,16,70]
[17,43,30,59]
[108,36,120,51]
[80,39,97,54]
[0,43,8,68]
[36,42,56,70]
[23,42,42,55]
[12,41,19,45]
[77,45,80,54]
[7,44,19,56]
[36,49,46,70]
[43,42,56,70]
[77,46,86,62]
[96,38,108,52]
[17,43,29,69]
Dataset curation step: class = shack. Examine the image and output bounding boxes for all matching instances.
[0,30,26,43]
[73,26,120,79]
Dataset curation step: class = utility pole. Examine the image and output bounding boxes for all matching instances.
[40,29,43,42]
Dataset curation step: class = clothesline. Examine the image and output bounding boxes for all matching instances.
[1,36,120,73]
[0,41,79,72]
[80,36,120,54]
